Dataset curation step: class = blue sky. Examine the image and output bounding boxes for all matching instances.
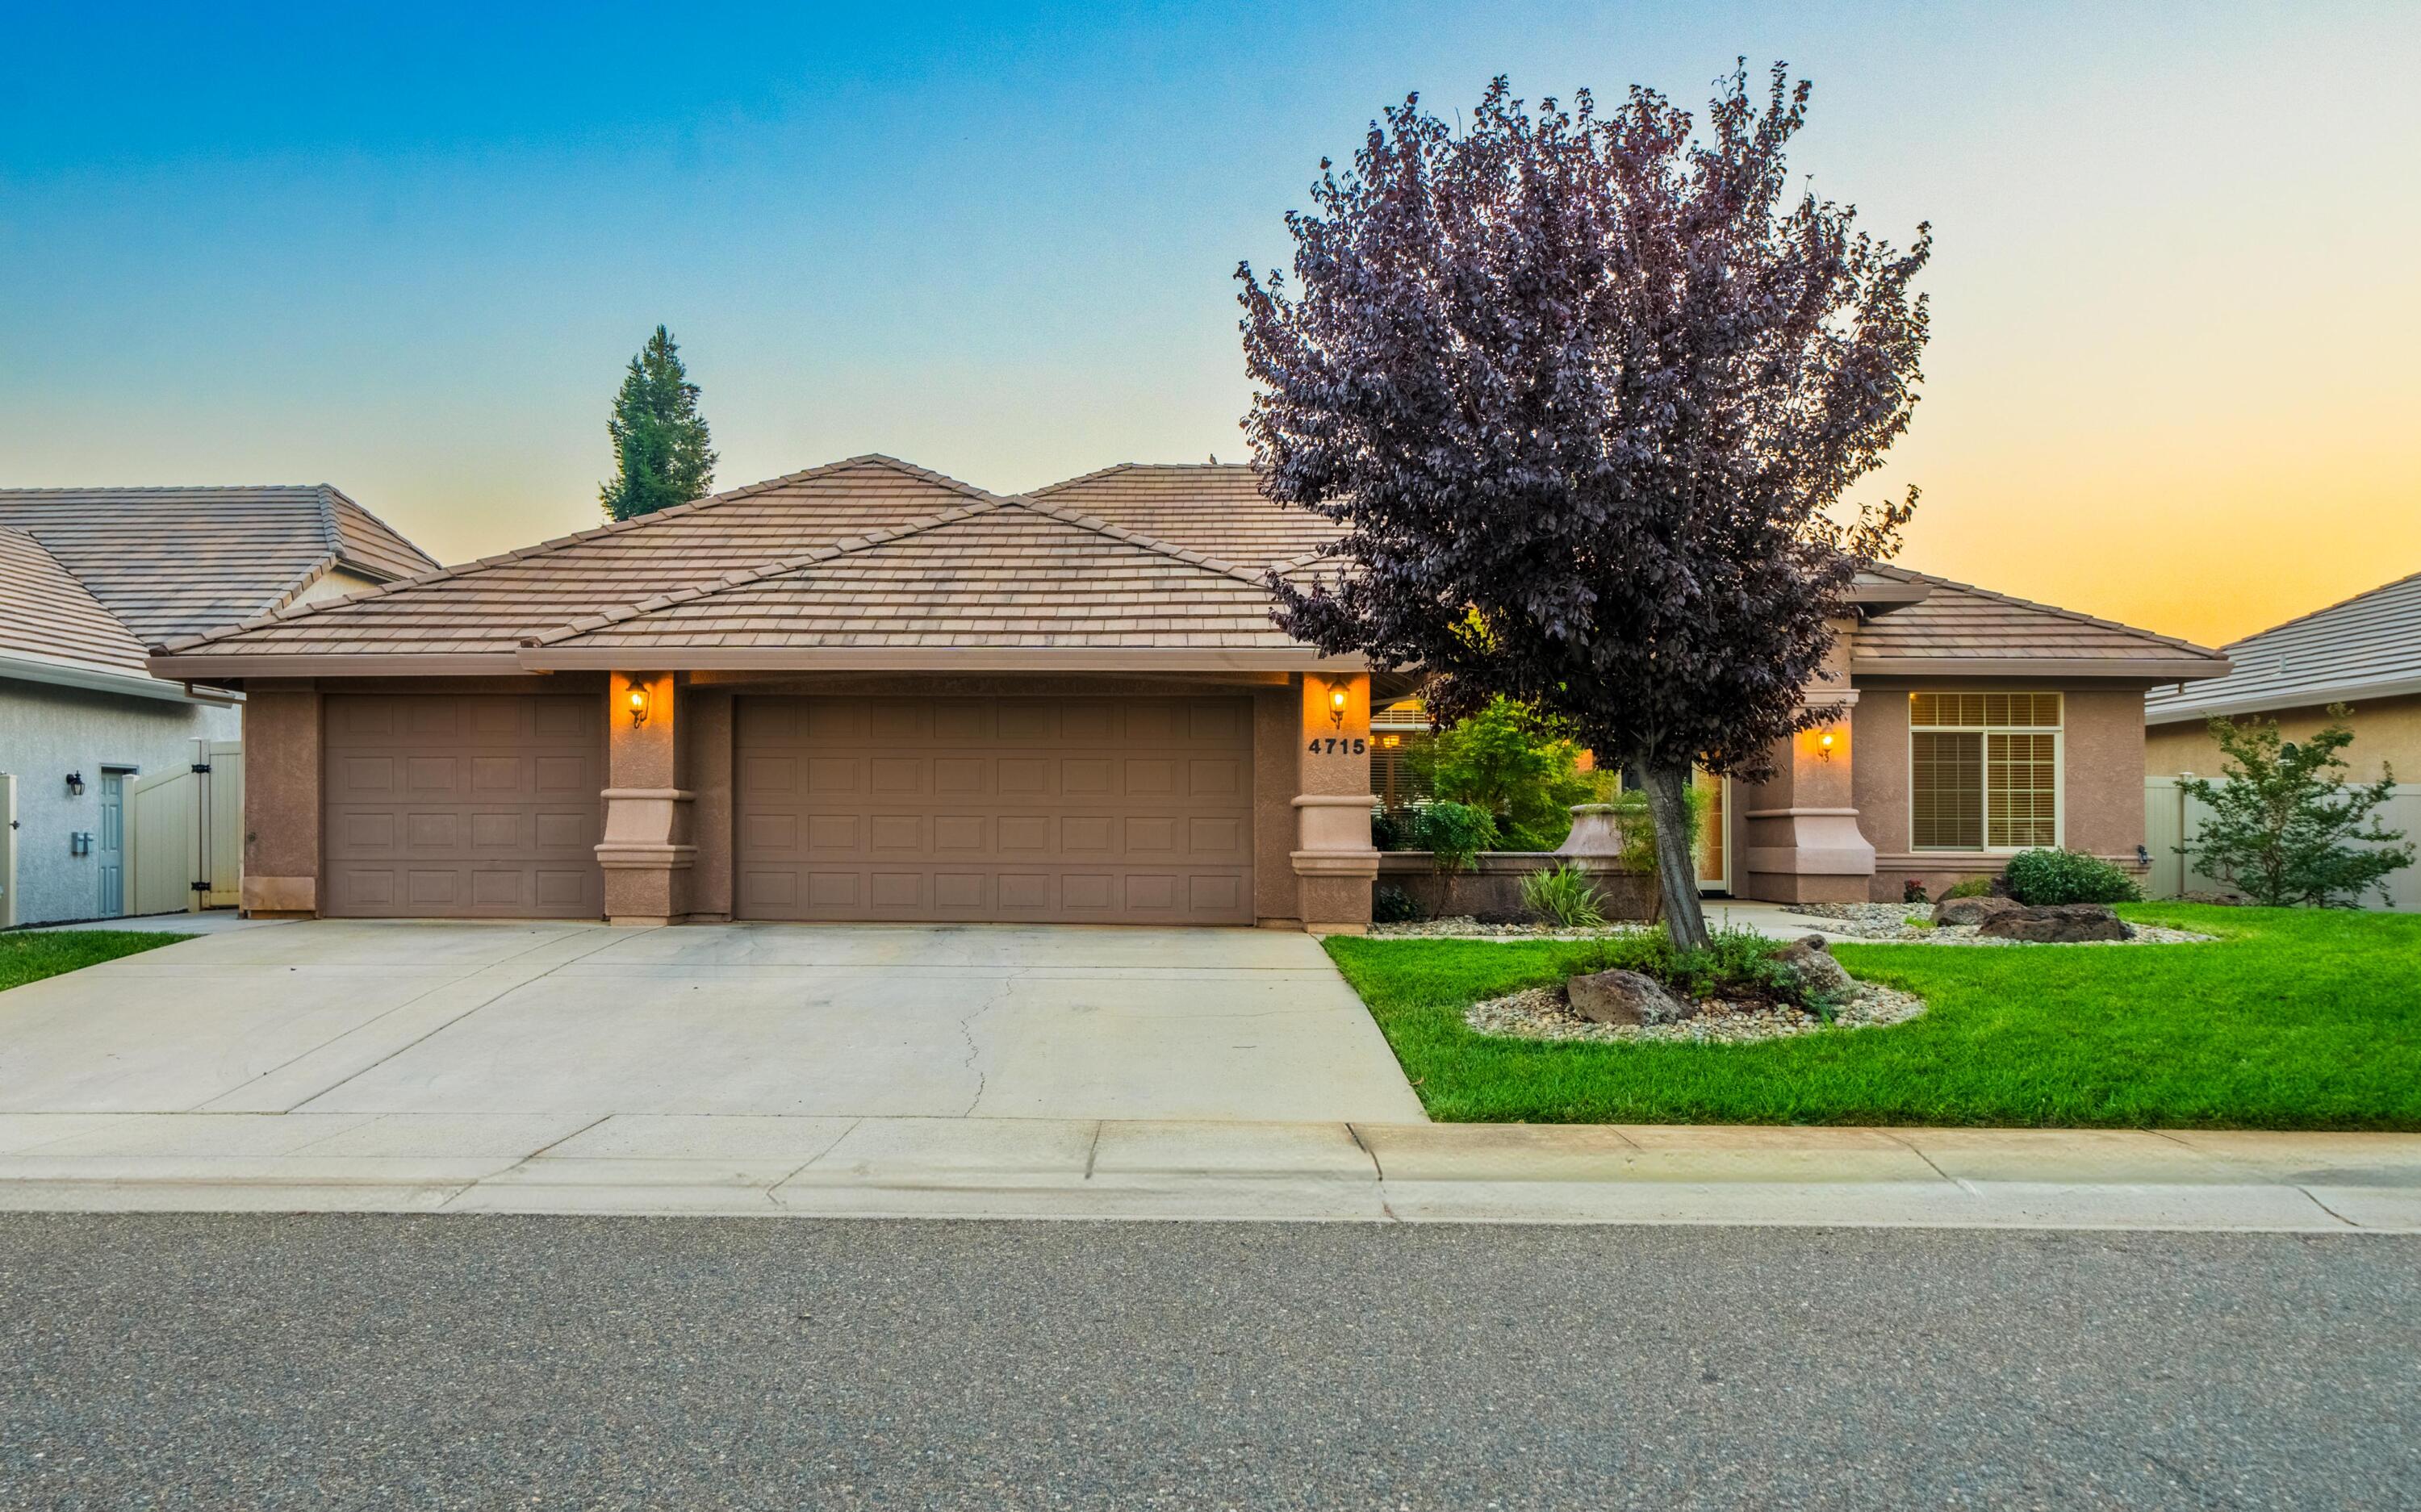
[5,1,2415,641]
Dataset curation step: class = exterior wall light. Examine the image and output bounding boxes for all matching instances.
[1327,683,1349,729]
[65,771,85,796]
[626,685,650,728]
[1817,730,1836,760]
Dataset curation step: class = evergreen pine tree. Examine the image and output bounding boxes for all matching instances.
[599,325,717,520]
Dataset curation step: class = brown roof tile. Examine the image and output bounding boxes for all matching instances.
[0,528,153,679]
[0,483,438,643]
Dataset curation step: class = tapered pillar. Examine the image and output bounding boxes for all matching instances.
[1291,670,1378,934]
[598,670,696,924]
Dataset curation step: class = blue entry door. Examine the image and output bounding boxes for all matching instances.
[97,770,127,918]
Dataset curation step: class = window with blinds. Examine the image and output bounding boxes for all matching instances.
[1909,694,2061,850]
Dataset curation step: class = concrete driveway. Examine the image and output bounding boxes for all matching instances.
[0,921,1426,1123]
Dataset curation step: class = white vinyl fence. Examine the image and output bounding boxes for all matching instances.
[2144,775,2421,911]
[123,740,243,917]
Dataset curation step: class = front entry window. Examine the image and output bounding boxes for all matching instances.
[1910,693,2061,850]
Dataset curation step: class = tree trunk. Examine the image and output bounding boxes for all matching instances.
[1641,762,1710,950]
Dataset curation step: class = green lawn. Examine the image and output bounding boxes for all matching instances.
[0,929,190,992]
[1324,905,2421,1130]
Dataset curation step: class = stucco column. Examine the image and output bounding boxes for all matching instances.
[240,682,322,917]
[1738,693,1876,903]
[597,670,696,925]
[1290,670,1378,934]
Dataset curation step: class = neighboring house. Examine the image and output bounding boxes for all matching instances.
[2142,569,2421,912]
[0,486,437,926]
[145,457,2228,933]
[2145,570,2421,783]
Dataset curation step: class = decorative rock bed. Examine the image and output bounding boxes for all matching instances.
[1466,979,1927,1046]
[1783,902,2214,946]
[1370,916,1654,940]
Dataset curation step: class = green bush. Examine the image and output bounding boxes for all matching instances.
[1519,863,1608,929]
[1417,801,1499,875]
[1372,884,1422,924]
[1370,808,1420,852]
[1571,924,1827,1009]
[2002,847,2140,905]
[1940,875,1993,900]
[1408,696,1595,850]
[2179,705,2415,907]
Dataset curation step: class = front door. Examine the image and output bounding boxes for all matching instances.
[96,769,128,917]
[1695,769,1729,893]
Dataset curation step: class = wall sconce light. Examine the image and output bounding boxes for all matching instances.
[65,771,85,797]
[1817,730,1837,761]
[625,684,650,728]
[1326,683,1349,729]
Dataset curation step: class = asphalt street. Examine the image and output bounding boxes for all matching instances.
[2,1216,2412,1510]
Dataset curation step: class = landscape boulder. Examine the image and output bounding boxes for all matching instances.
[1566,968,1697,1026]
[1976,903,2133,943]
[1775,935,1854,995]
[1933,895,2023,927]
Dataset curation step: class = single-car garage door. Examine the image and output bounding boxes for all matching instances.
[737,695,1255,925]
[323,692,604,918]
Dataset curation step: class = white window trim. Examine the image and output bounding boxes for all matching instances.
[1908,701,2064,854]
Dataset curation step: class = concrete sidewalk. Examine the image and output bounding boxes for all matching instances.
[0,1113,2412,1231]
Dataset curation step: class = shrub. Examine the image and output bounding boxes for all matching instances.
[1370,808,1420,852]
[2003,847,2141,905]
[1941,875,1992,900]
[1371,884,1422,924]
[2178,705,2415,907]
[1902,878,1928,904]
[1417,801,1499,875]
[1571,924,1827,1009]
[1408,696,1595,850]
[1519,863,1608,929]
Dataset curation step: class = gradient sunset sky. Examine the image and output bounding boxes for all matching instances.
[5,1,2415,648]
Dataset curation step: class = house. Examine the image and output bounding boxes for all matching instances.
[0,486,437,925]
[142,457,2229,932]
[2143,569,2420,911]
[2145,570,2421,783]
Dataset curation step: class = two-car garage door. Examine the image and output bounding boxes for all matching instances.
[736,695,1256,925]
[322,693,604,918]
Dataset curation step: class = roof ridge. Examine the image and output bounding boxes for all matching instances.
[0,524,153,672]
[320,483,441,574]
[0,482,332,499]
[1023,463,1135,497]
[2211,567,2421,652]
[520,499,1006,648]
[1869,563,2222,660]
[1001,495,1274,588]
[152,455,1008,654]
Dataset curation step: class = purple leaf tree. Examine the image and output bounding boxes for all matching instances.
[1239,62,1931,946]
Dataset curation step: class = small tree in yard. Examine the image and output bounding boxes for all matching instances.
[1239,63,1930,945]
[600,325,718,521]
[2179,705,2414,907]
[1408,695,1596,848]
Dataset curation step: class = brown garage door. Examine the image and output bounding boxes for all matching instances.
[737,695,1255,925]
[322,693,604,918]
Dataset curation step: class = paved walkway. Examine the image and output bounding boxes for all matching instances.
[0,1113,2411,1230]
[0,919,1424,1125]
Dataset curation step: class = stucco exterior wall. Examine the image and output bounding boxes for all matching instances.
[2146,691,2421,784]
[1855,679,2152,900]
[0,678,239,925]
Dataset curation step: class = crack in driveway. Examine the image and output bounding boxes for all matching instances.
[955,967,1027,1117]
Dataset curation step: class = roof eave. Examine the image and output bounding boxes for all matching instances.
[516,645,1368,674]
[2145,670,2421,725]
[144,652,529,680]
[6,651,230,704]
[1852,655,2234,681]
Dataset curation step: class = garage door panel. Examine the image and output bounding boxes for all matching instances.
[323,693,603,919]
[738,695,1254,925]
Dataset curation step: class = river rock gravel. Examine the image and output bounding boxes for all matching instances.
[1466,979,1928,1045]
[1783,902,2214,946]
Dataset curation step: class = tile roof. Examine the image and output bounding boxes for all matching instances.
[1029,463,1340,570]
[1855,566,2227,677]
[2144,568,2421,723]
[141,454,2226,680]
[0,527,153,680]
[533,499,1296,653]
[152,456,1020,658]
[0,484,437,643]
